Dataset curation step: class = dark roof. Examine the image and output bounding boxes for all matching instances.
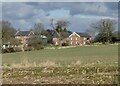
[77,32,91,38]
[52,31,91,38]
[52,31,59,38]
[15,31,31,36]
[52,30,72,38]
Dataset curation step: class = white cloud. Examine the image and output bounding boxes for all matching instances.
[73,14,117,20]
[84,3,108,13]
[48,8,70,18]
[19,19,26,25]
[2,2,118,31]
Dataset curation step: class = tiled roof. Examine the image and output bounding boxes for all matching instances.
[52,31,72,38]
[15,31,47,38]
[77,32,91,38]
[52,31,91,38]
[15,31,30,36]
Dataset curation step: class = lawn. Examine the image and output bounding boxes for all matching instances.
[2,45,119,84]
[2,45,118,66]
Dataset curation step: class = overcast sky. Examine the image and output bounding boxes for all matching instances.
[2,2,118,32]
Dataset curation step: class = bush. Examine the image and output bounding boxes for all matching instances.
[24,46,33,51]
[86,41,91,45]
[62,42,69,46]
[28,36,44,50]
[14,47,22,52]
[33,44,44,50]
[2,47,15,53]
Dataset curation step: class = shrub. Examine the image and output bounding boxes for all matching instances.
[24,46,33,51]
[28,35,44,50]
[14,47,22,52]
[62,42,69,46]
[2,47,15,53]
[33,44,44,50]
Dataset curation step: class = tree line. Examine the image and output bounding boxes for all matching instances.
[86,19,119,44]
[1,18,119,53]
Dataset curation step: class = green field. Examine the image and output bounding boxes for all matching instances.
[2,45,119,84]
[2,45,118,66]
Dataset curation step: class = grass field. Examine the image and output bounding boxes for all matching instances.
[2,45,118,66]
[2,45,119,84]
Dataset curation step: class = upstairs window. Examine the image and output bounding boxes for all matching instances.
[76,38,78,40]
[87,38,89,40]
[83,41,86,44]
[84,37,86,40]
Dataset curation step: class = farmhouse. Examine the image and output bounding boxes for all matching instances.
[15,30,35,46]
[52,32,91,46]
[69,32,91,45]
[15,30,47,46]
[15,29,91,46]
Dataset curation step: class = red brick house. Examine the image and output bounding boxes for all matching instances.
[68,32,91,45]
[52,31,71,46]
[52,38,60,45]
[15,30,35,46]
[52,32,91,46]
[15,30,47,46]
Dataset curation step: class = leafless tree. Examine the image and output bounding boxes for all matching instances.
[90,18,117,43]
[50,19,70,45]
[33,22,45,36]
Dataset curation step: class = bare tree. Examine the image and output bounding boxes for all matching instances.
[50,19,61,37]
[85,28,96,38]
[27,22,45,50]
[51,19,69,35]
[50,19,69,45]
[2,20,20,45]
[33,22,45,36]
[90,18,116,44]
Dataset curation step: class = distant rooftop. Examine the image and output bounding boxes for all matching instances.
[15,30,47,38]
[15,31,31,36]
[52,31,91,38]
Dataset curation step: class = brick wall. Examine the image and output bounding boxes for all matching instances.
[15,36,28,45]
[69,34,82,45]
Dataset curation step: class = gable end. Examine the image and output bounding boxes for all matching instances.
[69,32,80,37]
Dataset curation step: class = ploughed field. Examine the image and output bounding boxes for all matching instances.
[2,45,119,84]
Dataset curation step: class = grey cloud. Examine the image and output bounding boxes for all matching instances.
[105,2,118,10]
[2,2,118,19]
[24,2,118,17]
[2,2,118,31]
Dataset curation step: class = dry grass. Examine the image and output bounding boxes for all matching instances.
[3,65,118,84]
[2,45,119,84]
[4,59,61,68]
[2,59,119,84]
[2,58,118,68]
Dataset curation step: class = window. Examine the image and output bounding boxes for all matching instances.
[55,42,58,45]
[83,41,86,44]
[84,37,86,40]
[87,38,89,40]
[71,42,72,44]
[76,42,78,44]
[76,38,78,40]
[71,38,72,40]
